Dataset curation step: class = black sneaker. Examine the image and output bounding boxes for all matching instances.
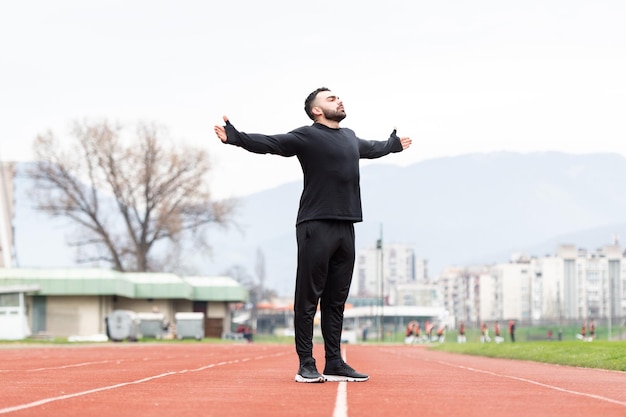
[323,361,369,382]
[295,362,325,383]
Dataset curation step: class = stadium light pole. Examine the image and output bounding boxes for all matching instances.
[377,223,384,342]
[607,266,612,341]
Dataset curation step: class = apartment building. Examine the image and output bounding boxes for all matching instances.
[439,244,626,326]
[352,242,429,306]
[439,265,485,326]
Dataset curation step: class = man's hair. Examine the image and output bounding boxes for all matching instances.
[304,87,330,121]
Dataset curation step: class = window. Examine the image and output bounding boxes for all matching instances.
[0,293,19,307]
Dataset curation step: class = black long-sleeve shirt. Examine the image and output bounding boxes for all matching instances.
[224,121,404,225]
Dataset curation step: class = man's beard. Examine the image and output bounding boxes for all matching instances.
[322,108,346,122]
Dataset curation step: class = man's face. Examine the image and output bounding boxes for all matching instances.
[314,90,346,122]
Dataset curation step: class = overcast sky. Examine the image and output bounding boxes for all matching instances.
[2,1,625,199]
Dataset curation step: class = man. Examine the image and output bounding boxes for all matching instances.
[494,321,503,344]
[213,87,412,383]
[509,320,516,343]
[405,321,420,344]
[457,322,466,343]
[480,322,490,343]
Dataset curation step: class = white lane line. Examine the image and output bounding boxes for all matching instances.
[437,360,626,408]
[27,360,114,372]
[1,354,185,373]
[0,351,289,415]
[332,382,348,417]
[332,348,348,417]
[378,347,626,409]
[0,360,116,373]
[0,371,178,415]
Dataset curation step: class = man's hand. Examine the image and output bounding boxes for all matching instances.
[213,115,229,143]
[399,136,412,150]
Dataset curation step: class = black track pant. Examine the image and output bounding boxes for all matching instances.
[294,220,355,366]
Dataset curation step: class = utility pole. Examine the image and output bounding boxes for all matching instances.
[607,266,612,341]
[377,223,384,341]
[0,161,15,267]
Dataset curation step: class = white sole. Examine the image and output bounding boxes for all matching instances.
[323,374,369,382]
[294,374,325,383]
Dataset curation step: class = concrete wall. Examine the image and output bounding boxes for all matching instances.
[43,296,107,337]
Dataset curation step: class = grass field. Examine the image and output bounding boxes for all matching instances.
[384,323,626,372]
[429,340,626,372]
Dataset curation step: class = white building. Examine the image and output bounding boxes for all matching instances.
[494,260,531,322]
[352,242,429,306]
[395,281,440,308]
[545,244,624,321]
[438,243,626,325]
[439,266,484,326]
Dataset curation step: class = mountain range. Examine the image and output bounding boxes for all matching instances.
[12,152,626,297]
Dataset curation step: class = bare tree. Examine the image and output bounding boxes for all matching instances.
[27,119,235,272]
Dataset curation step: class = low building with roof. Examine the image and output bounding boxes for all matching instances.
[0,268,248,340]
[0,284,41,340]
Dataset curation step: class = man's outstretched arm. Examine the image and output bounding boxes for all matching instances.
[359,128,412,159]
[212,115,299,156]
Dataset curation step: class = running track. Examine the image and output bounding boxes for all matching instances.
[1,343,625,416]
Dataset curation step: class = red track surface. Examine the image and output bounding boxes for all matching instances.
[1,343,625,417]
